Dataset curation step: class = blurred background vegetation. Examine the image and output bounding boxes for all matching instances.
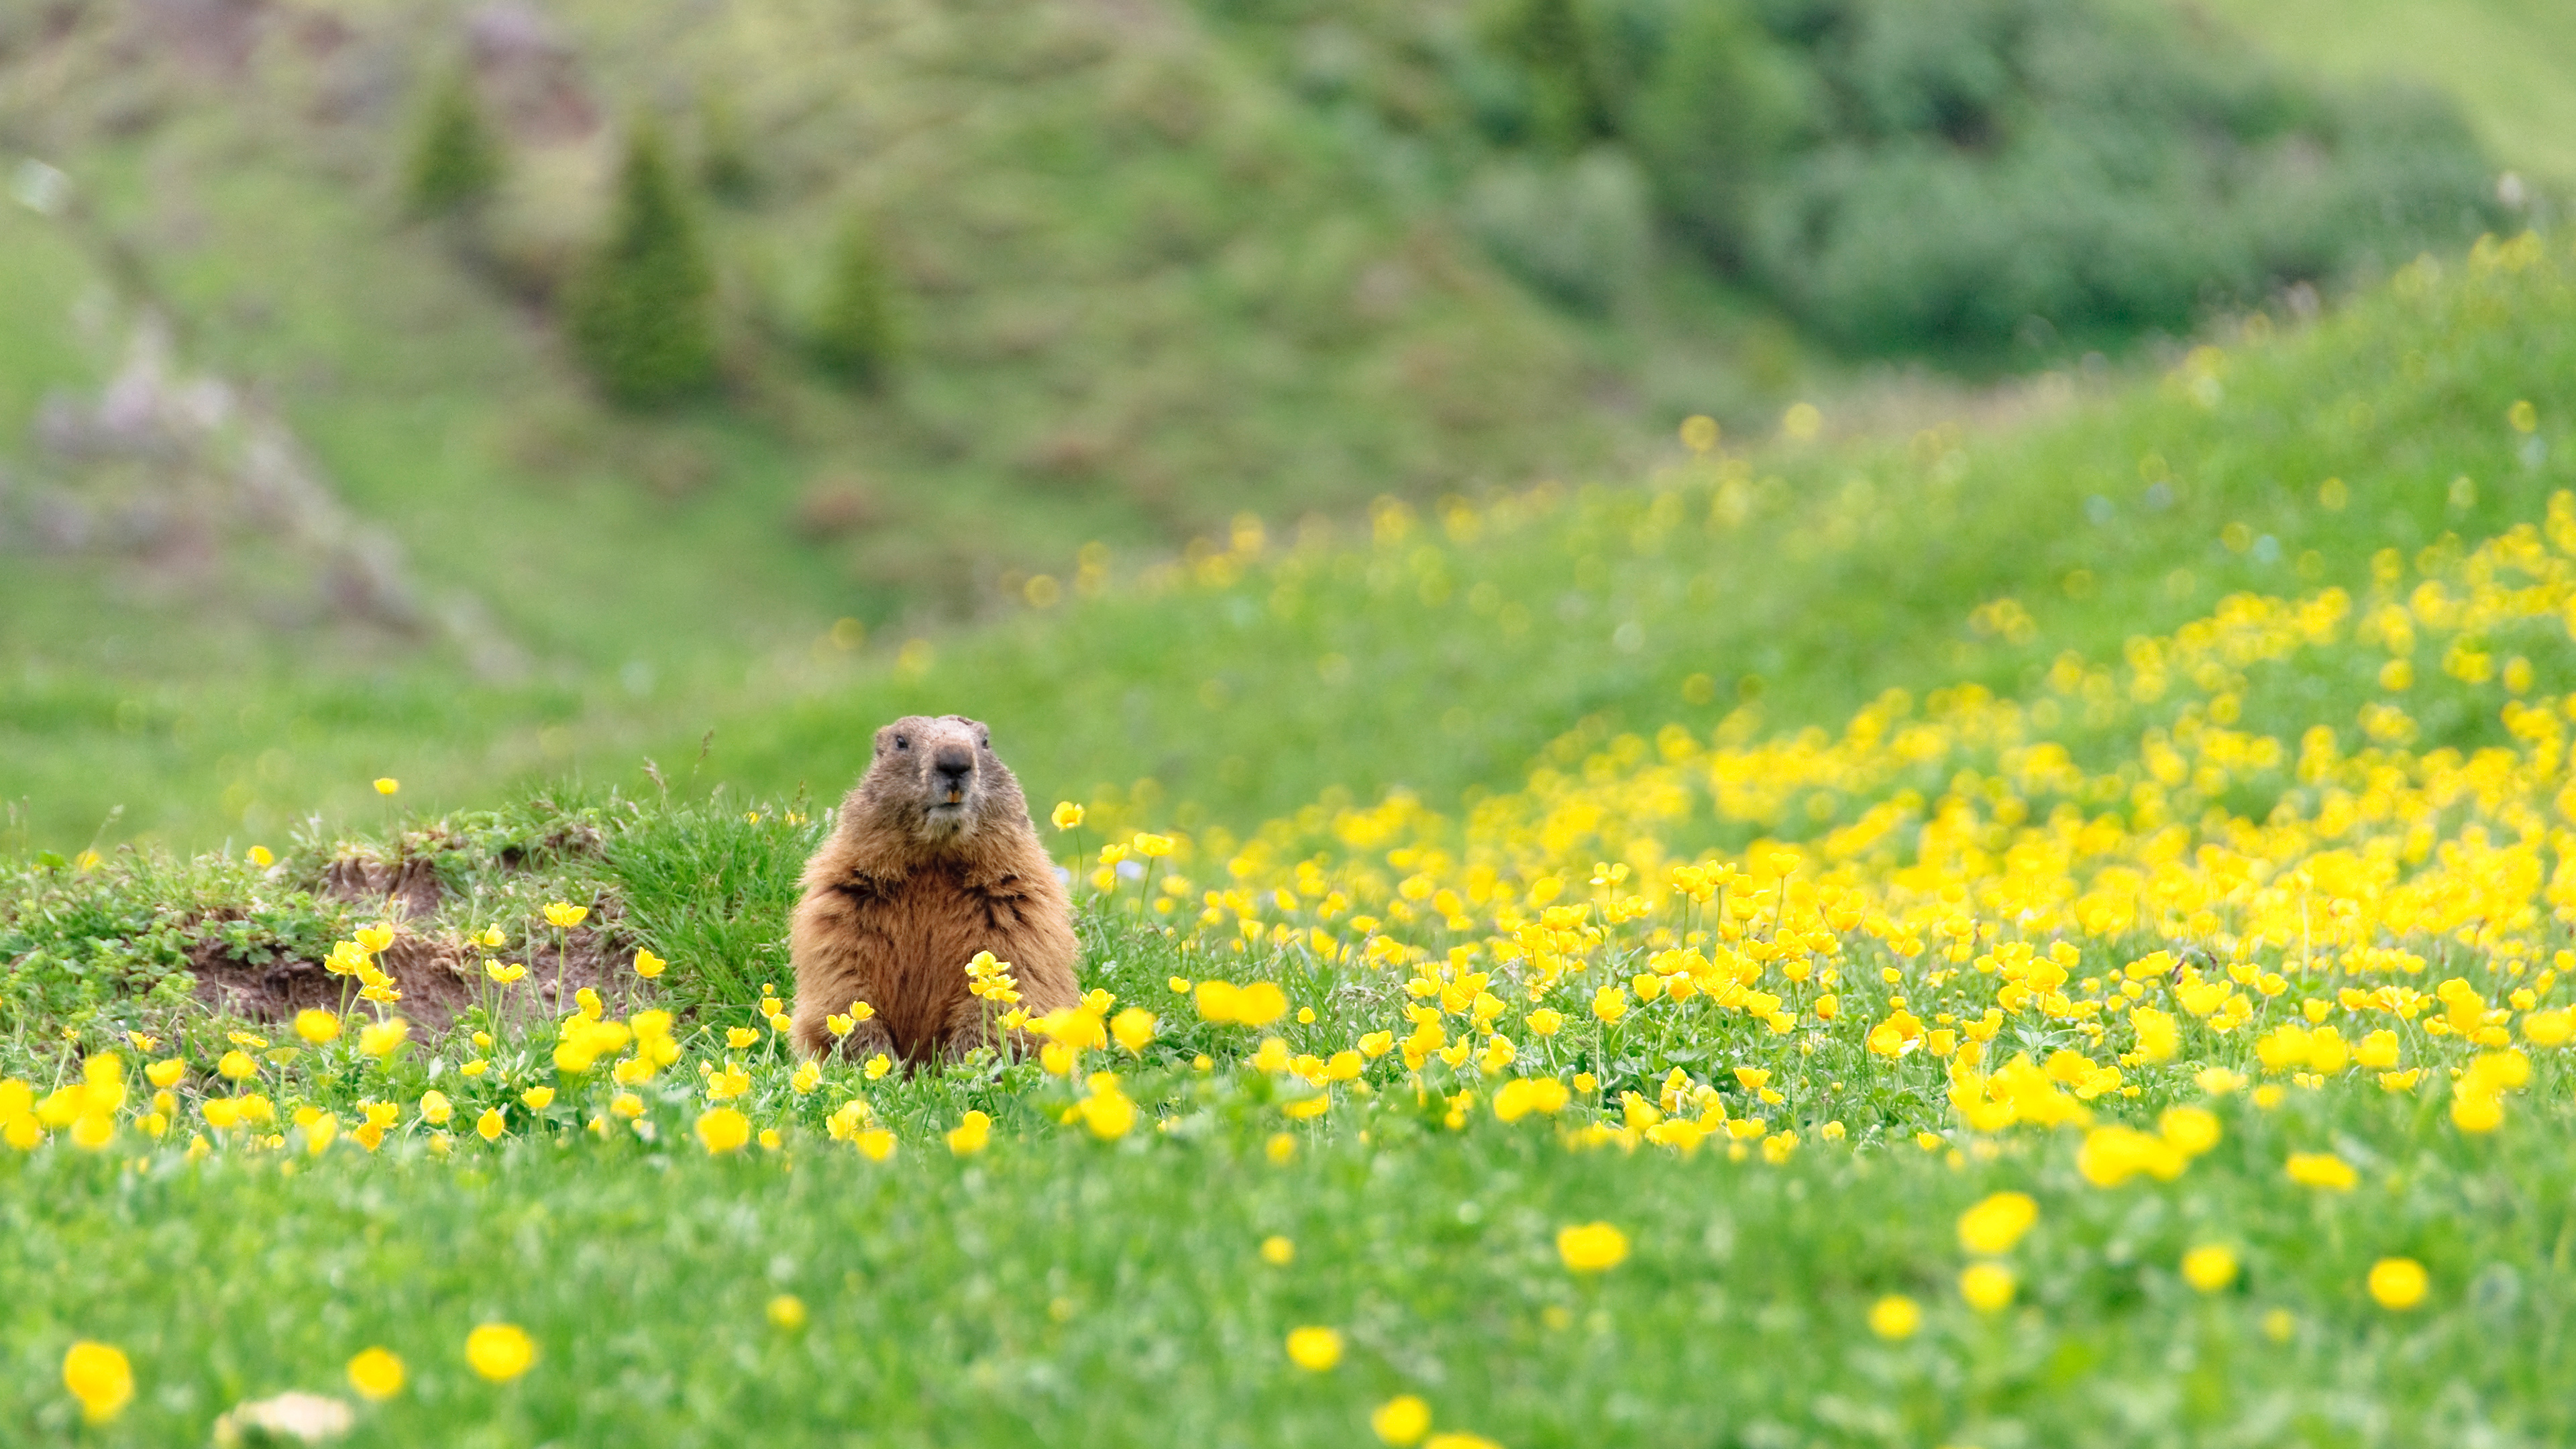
[0,0,2555,851]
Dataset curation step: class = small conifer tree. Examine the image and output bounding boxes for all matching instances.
[406,66,503,218]
[812,215,897,389]
[566,120,720,408]
[699,91,759,204]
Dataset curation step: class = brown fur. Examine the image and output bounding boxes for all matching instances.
[789,714,1079,1063]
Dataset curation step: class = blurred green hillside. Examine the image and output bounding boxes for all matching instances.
[0,0,2553,851]
[2200,0,2576,191]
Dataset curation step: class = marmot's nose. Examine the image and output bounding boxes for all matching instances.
[934,745,975,782]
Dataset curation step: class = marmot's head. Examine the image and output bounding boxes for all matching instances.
[845,714,1030,853]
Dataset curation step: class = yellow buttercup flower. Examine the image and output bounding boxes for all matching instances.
[1556,1221,1629,1273]
[2368,1256,2428,1309]
[1051,801,1085,830]
[476,1107,506,1142]
[1867,1295,1921,1340]
[1957,1191,2039,1255]
[62,1341,133,1423]
[1260,1235,1295,1266]
[293,1009,341,1045]
[346,1346,405,1401]
[633,949,667,979]
[2286,1152,2358,1191]
[696,1107,751,1154]
[486,961,526,984]
[373,777,399,796]
[1285,1326,1343,1371]
[464,1323,535,1381]
[767,1294,808,1331]
[521,1087,555,1112]
[1959,1261,2016,1312]
[2182,1244,2239,1293]
[947,1110,992,1155]
[543,902,588,929]
[1372,1395,1432,1446]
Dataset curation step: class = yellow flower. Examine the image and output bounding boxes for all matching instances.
[1556,1221,1629,1273]
[1285,1326,1343,1371]
[1112,1007,1157,1054]
[373,777,400,796]
[855,1127,896,1161]
[696,1107,751,1154]
[2368,1256,2428,1309]
[1591,985,1627,1024]
[218,1049,258,1081]
[485,960,526,984]
[792,1061,822,1094]
[1868,1294,1921,1339]
[247,845,274,867]
[767,1294,808,1331]
[521,1087,555,1112]
[356,924,396,954]
[460,1059,489,1077]
[464,1323,535,1381]
[947,1110,991,1155]
[1051,802,1085,830]
[292,1010,340,1045]
[727,1026,758,1050]
[419,1090,453,1125]
[1956,1191,2038,1255]
[633,949,667,979]
[358,1018,409,1060]
[543,902,588,929]
[2182,1244,2239,1293]
[146,1057,185,1089]
[2451,1088,2504,1132]
[1260,1235,1295,1266]
[1424,1434,1502,1449]
[2286,1152,2358,1191]
[1525,1008,1564,1037]
[1133,832,1174,858]
[1265,1132,1297,1163]
[346,1346,405,1401]
[476,1107,506,1142]
[1372,1395,1433,1446]
[62,1341,134,1423]
[1959,1261,2016,1313]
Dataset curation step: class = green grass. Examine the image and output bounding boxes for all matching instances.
[7,1087,2567,1446]
[2196,0,2576,189]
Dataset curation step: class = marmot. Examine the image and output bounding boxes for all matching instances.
[788,714,1080,1063]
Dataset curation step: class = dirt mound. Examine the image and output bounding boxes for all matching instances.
[317,855,443,920]
[187,916,638,1032]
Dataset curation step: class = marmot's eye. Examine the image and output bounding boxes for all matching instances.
[894,736,908,749]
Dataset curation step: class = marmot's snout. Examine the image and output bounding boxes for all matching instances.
[932,743,975,804]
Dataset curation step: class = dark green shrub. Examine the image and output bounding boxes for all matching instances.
[565,120,720,408]
[405,66,503,218]
[810,215,898,388]
[1621,0,2497,351]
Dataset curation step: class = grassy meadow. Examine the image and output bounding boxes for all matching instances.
[9,235,2576,1443]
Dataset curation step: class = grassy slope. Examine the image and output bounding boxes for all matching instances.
[12,0,2561,853]
[702,242,2576,838]
[2195,0,2576,189]
[0,0,1660,849]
